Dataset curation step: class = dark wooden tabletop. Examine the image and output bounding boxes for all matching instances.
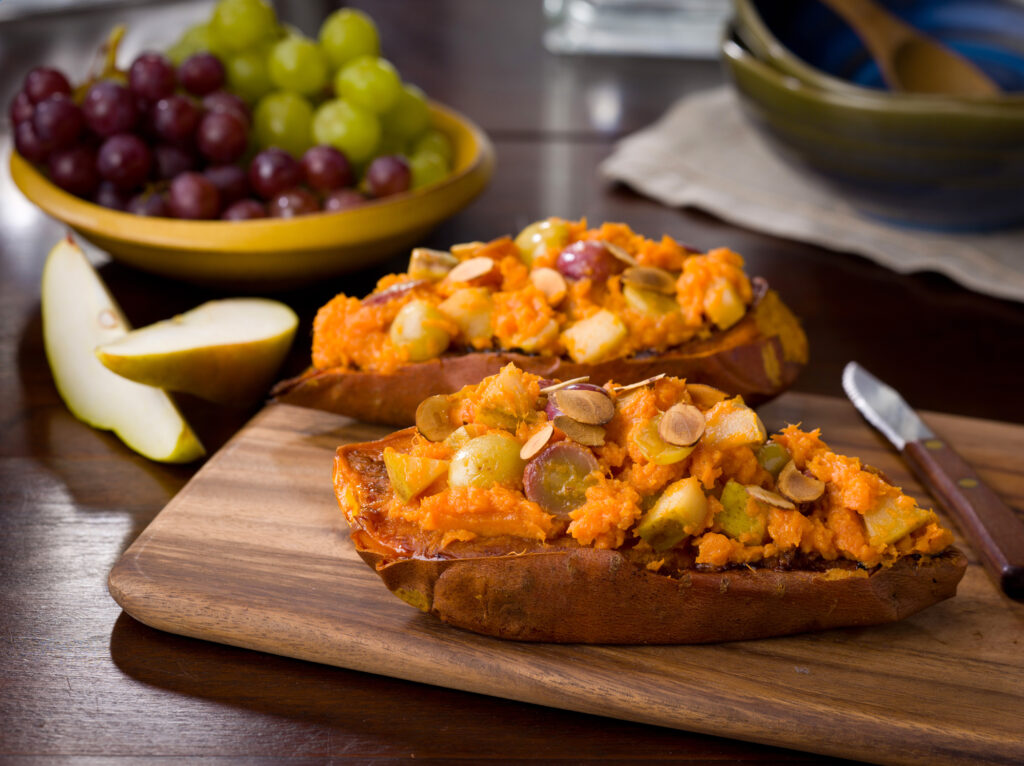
[2,1,1022,764]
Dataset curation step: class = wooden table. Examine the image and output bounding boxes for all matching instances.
[2,1,1022,763]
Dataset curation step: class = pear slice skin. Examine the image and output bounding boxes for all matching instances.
[94,298,298,406]
[42,236,205,463]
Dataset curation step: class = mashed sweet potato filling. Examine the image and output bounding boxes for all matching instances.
[311,219,755,374]
[366,364,953,569]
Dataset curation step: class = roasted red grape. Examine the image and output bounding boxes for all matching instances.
[196,110,247,163]
[365,154,410,197]
[555,240,616,282]
[222,198,267,220]
[323,188,365,212]
[24,67,71,104]
[32,95,83,151]
[151,94,200,146]
[97,134,152,191]
[129,52,177,103]
[167,171,220,219]
[179,53,226,96]
[94,181,131,211]
[9,90,34,125]
[153,143,197,180]
[523,441,600,518]
[48,146,99,197]
[302,145,353,192]
[268,187,319,218]
[14,120,52,162]
[204,164,249,206]
[82,81,138,137]
[128,191,170,217]
[248,147,302,200]
[202,90,249,124]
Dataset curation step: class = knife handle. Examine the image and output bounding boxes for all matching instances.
[904,439,1024,600]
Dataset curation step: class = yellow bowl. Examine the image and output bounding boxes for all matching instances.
[11,102,495,290]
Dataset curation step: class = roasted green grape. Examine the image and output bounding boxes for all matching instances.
[636,476,708,551]
[634,414,695,465]
[389,300,451,362]
[717,480,768,544]
[756,443,790,479]
[514,218,570,266]
[448,432,526,489]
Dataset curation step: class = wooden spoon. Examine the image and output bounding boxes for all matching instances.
[820,0,1000,96]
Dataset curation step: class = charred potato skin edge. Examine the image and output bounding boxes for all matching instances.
[333,430,967,645]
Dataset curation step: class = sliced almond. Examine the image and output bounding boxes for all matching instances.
[602,240,638,267]
[409,248,458,281]
[622,266,676,295]
[520,422,554,460]
[445,256,495,283]
[415,394,456,442]
[745,485,796,510]
[553,415,605,446]
[540,376,590,394]
[612,373,666,394]
[362,279,429,306]
[530,267,568,305]
[657,403,705,446]
[685,383,728,409]
[554,388,615,425]
[450,241,485,259]
[777,460,825,503]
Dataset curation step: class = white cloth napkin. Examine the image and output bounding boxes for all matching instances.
[600,87,1024,304]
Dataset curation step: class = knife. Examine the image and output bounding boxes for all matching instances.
[842,362,1024,600]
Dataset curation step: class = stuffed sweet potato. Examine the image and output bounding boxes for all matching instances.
[275,219,808,425]
[333,365,966,644]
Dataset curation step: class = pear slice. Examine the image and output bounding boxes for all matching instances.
[95,298,298,406]
[42,236,205,463]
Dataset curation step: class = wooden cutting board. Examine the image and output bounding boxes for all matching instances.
[108,394,1024,766]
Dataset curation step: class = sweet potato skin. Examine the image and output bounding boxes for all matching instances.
[334,432,967,645]
[276,281,807,427]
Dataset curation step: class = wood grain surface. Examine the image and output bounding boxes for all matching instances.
[108,396,1024,766]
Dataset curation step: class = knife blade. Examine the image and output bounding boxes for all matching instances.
[843,362,1024,600]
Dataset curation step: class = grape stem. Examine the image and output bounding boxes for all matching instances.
[75,24,126,102]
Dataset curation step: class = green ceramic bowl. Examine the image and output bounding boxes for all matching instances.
[721,26,1024,230]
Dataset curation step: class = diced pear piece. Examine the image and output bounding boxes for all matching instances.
[561,309,628,364]
[95,298,297,406]
[438,287,493,348]
[718,480,768,544]
[704,278,746,330]
[702,398,767,450]
[862,494,933,548]
[383,447,449,502]
[41,236,204,464]
[636,476,708,551]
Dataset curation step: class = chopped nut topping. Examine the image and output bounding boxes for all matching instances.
[529,267,568,305]
[602,240,638,267]
[777,460,825,503]
[553,415,605,446]
[520,422,554,460]
[554,388,615,425]
[445,256,495,283]
[658,403,705,446]
[745,485,796,510]
[415,394,456,442]
[611,373,666,393]
[622,266,676,295]
[409,248,458,281]
[450,241,485,258]
[539,376,590,394]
